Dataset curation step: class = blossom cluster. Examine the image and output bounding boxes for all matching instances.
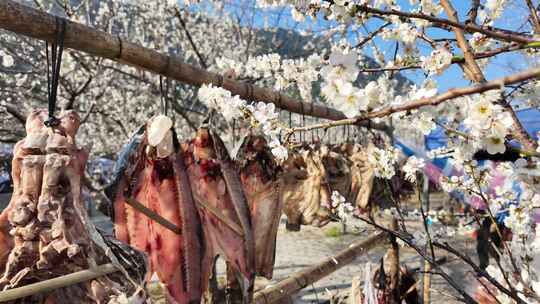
[330,190,354,221]
[320,46,396,118]
[214,53,320,101]
[0,50,14,68]
[367,146,400,179]
[197,84,288,161]
[402,156,425,183]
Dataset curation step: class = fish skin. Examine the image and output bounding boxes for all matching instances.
[210,129,255,301]
[103,124,146,217]
[235,135,281,279]
[171,136,203,303]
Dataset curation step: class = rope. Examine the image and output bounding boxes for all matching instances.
[44,18,66,127]
[159,76,170,116]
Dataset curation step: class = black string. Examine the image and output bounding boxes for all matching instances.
[159,76,170,116]
[44,18,66,127]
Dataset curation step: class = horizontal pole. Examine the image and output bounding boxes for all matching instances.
[192,192,244,236]
[253,232,387,304]
[125,197,182,235]
[0,0,388,131]
[0,263,118,302]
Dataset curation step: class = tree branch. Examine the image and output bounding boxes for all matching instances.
[286,66,540,135]
[3,104,27,126]
[174,7,208,69]
[440,0,486,83]
[351,3,536,44]
[525,0,540,34]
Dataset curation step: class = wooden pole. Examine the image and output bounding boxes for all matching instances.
[0,0,389,131]
[0,264,118,302]
[125,197,182,235]
[253,232,387,304]
[387,218,400,304]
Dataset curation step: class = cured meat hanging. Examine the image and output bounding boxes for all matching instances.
[183,127,255,303]
[235,135,281,279]
[105,115,202,304]
[279,143,375,231]
[280,148,332,231]
[346,143,375,211]
[0,109,143,303]
[324,143,375,211]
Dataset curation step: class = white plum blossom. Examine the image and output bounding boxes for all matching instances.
[331,190,346,208]
[1,54,14,67]
[333,82,366,118]
[331,191,354,221]
[320,49,359,82]
[402,156,425,183]
[421,48,453,75]
[381,22,418,45]
[482,129,506,155]
[252,102,279,124]
[197,85,288,162]
[368,146,400,179]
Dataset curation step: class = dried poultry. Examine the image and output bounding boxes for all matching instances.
[346,143,375,211]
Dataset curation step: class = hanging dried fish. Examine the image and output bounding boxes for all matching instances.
[184,127,255,303]
[106,115,202,304]
[235,134,281,279]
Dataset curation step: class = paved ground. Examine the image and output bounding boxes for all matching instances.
[260,215,477,303]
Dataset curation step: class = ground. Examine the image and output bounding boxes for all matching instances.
[259,193,481,303]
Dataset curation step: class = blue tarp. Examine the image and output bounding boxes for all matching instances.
[397,107,540,217]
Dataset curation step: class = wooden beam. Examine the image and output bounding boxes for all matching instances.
[0,264,118,302]
[253,232,388,304]
[0,0,389,131]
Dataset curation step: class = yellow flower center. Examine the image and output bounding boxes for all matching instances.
[478,105,488,114]
[490,137,502,145]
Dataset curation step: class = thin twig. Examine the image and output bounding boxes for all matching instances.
[174,7,208,69]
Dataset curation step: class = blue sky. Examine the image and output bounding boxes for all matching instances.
[211,0,533,93]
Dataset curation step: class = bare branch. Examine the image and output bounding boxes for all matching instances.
[174,7,208,69]
[525,0,540,34]
[3,104,27,126]
[352,3,536,44]
[466,0,481,24]
[355,22,391,49]
[440,0,486,83]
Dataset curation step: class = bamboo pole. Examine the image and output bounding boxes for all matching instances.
[0,0,389,131]
[0,263,118,302]
[253,232,387,304]
[125,197,182,235]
